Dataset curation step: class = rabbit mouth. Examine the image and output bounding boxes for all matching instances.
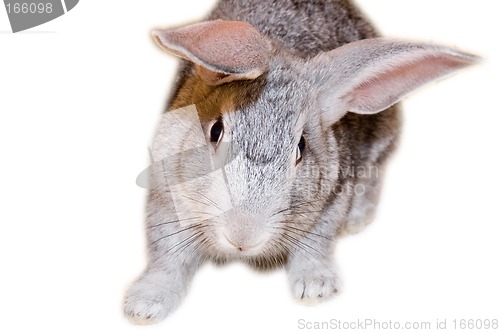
[221,233,267,255]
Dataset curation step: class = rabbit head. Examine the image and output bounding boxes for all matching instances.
[149,20,477,262]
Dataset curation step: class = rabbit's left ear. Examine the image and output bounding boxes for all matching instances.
[152,20,271,85]
[307,38,479,125]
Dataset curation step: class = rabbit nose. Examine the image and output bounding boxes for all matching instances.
[222,210,265,251]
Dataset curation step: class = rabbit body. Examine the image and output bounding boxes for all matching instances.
[124,0,476,324]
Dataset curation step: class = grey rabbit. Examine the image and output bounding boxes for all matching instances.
[124,0,478,324]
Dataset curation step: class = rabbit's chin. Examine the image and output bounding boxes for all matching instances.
[210,246,288,270]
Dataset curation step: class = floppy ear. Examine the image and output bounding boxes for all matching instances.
[152,20,271,85]
[308,38,479,125]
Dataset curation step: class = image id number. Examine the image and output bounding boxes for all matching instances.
[6,2,53,14]
[452,319,499,330]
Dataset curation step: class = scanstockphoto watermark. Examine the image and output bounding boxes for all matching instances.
[297,318,499,331]
[135,104,380,224]
[298,318,432,331]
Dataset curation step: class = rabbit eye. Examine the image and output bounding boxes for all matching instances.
[210,119,224,145]
[296,135,305,165]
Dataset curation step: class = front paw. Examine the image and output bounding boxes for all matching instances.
[123,293,170,325]
[289,271,341,304]
[123,271,183,324]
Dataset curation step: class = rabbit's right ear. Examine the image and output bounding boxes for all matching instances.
[152,20,271,85]
[307,38,479,125]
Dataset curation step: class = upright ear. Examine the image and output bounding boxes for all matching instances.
[307,38,480,125]
[152,20,271,85]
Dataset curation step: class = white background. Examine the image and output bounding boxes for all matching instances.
[0,1,498,332]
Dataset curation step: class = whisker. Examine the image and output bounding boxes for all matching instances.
[180,194,212,207]
[148,209,222,229]
[171,232,203,257]
[271,201,316,217]
[153,230,205,264]
[280,225,323,244]
[148,216,204,229]
[282,234,328,262]
[287,225,334,242]
[283,209,324,217]
[150,223,204,246]
[199,193,224,212]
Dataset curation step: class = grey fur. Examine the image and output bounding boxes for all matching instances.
[124,0,477,324]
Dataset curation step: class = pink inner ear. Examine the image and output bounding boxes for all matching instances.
[186,21,267,72]
[343,55,471,114]
[153,20,270,78]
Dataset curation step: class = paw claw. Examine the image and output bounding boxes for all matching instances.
[123,295,170,325]
[291,274,340,304]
